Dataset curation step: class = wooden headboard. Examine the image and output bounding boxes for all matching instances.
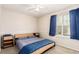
[14,33,34,38]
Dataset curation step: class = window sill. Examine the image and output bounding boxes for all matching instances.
[55,35,70,39]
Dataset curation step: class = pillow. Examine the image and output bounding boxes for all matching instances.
[27,36,36,38]
[16,36,35,40]
[16,37,29,40]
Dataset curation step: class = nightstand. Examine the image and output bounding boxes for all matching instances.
[33,33,40,38]
[1,34,14,49]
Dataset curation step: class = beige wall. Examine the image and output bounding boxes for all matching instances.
[0,5,2,35]
[38,6,79,51]
[0,7,38,35]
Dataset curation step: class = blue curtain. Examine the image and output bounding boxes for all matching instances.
[70,8,79,40]
[49,15,56,36]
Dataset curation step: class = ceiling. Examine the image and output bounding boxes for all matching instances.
[2,4,79,17]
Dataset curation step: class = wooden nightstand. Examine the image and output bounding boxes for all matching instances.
[1,34,14,49]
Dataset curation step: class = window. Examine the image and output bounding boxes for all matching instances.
[56,13,70,37]
[56,15,62,35]
[63,14,70,36]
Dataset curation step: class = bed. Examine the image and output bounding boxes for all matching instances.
[15,33,55,54]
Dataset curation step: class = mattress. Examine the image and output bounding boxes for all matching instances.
[16,37,55,54]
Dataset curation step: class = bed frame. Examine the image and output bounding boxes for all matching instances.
[14,33,55,54]
[14,33,33,38]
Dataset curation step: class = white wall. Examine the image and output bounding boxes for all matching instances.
[38,6,79,51]
[0,7,38,35]
[0,6,38,51]
[0,5,2,52]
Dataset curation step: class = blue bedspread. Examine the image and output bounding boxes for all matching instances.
[19,39,54,54]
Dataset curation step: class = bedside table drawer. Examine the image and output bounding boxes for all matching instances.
[4,36,13,40]
[4,39,13,42]
[3,44,13,48]
[4,41,13,44]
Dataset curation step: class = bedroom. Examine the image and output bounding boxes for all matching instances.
[0,4,79,54]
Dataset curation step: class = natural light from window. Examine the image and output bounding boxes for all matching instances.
[56,13,70,38]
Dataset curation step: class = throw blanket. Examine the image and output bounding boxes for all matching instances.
[19,39,54,54]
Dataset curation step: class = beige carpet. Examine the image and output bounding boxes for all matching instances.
[0,45,79,54]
